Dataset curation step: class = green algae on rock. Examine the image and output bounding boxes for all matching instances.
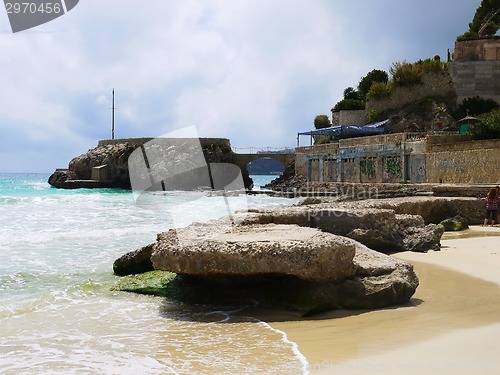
[111,270,176,297]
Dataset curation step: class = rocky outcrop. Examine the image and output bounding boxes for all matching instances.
[114,196,488,314]
[113,244,155,276]
[151,224,357,282]
[47,169,78,188]
[69,143,135,185]
[48,138,253,190]
[114,224,418,315]
[341,196,485,225]
[240,196,486,250]
[48,143,137,189]
[242,206,443,253]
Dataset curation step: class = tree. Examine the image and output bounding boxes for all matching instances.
[459,0,500,39]
[343,87,360,100]
[452,96,499,120]
[314,114,331,129]
[358,69,389,100]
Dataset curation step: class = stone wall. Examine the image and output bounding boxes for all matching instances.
[295,133,428,184]
[453,39,500,62]
[449,60,500,105]
[295,134,499,185]
[366,70,456,113]
[338,110,368,125]
[426,139,500,184]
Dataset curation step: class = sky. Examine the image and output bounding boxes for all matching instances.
[0,0,481,173]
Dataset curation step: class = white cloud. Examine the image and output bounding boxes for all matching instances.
[0,0,480,172]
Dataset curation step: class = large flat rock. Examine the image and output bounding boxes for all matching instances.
[151,223,357,282]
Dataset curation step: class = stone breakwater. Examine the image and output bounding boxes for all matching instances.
[113,197,484,315]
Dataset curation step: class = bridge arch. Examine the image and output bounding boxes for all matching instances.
[232,153,294,186]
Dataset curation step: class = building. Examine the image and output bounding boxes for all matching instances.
[295,133,500,184]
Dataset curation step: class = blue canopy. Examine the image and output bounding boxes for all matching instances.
[297,120,387,138]
[296,120,388,146]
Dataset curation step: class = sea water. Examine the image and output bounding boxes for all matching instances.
[0,173,307,374]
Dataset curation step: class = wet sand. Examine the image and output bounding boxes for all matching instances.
[270,226,500,375]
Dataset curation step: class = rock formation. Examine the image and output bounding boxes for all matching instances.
[112,196,485,314]
[151,223,357,282]
[241,205,444,253]
[114,222,418,315]
[439,215,469,231]
[117,197,490,314]
[48,138,253,190]
[48,142,138,189]
[113,243,155,276]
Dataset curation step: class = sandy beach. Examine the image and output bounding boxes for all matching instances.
[270,225,500,375]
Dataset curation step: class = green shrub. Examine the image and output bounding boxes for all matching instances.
[457,31,479,41]
[315,135,333,144]
[417,58,445,73]
[314,114,331,129]
[452,96,499,120]
[358,69,389,100]
[368,81,391,99]
[390,61,423,86]
[389,59,446,87]
[332,99,365,112]
[471,109,500,140]
[367,109,384,123]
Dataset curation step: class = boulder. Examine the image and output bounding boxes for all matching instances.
[113,243,155,276]
[339,242,419,308]
[401,223,445,252]
[344,196,484,225]
[47,169,78,188]
[151,223,357,283]
[439,215,469,231]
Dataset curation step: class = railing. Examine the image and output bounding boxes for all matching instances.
[296,143,339,154]
[339,132,427,147]
[231,146,295,154]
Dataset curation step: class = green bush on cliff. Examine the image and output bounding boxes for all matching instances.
[367,81,392,99]
[314,114,331,129]
[452,96,500,120]
[471,109,500,140]
[390,59,446,87]
[332,98,365,112]
[390,61,422,86]
[358,69,389,100]
[367,109,385,123]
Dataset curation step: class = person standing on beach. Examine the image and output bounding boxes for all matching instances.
[497,186,500,224]
[482,188,498,226]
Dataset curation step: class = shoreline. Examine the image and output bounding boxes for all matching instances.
[269,226,500,374]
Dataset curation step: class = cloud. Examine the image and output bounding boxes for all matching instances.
[0,0,480,172]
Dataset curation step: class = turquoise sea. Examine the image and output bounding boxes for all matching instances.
[0,173,307,374]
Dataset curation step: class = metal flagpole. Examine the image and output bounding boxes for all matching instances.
[111,89,115,140]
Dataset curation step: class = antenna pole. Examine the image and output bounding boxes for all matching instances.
[111,89,115,140]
